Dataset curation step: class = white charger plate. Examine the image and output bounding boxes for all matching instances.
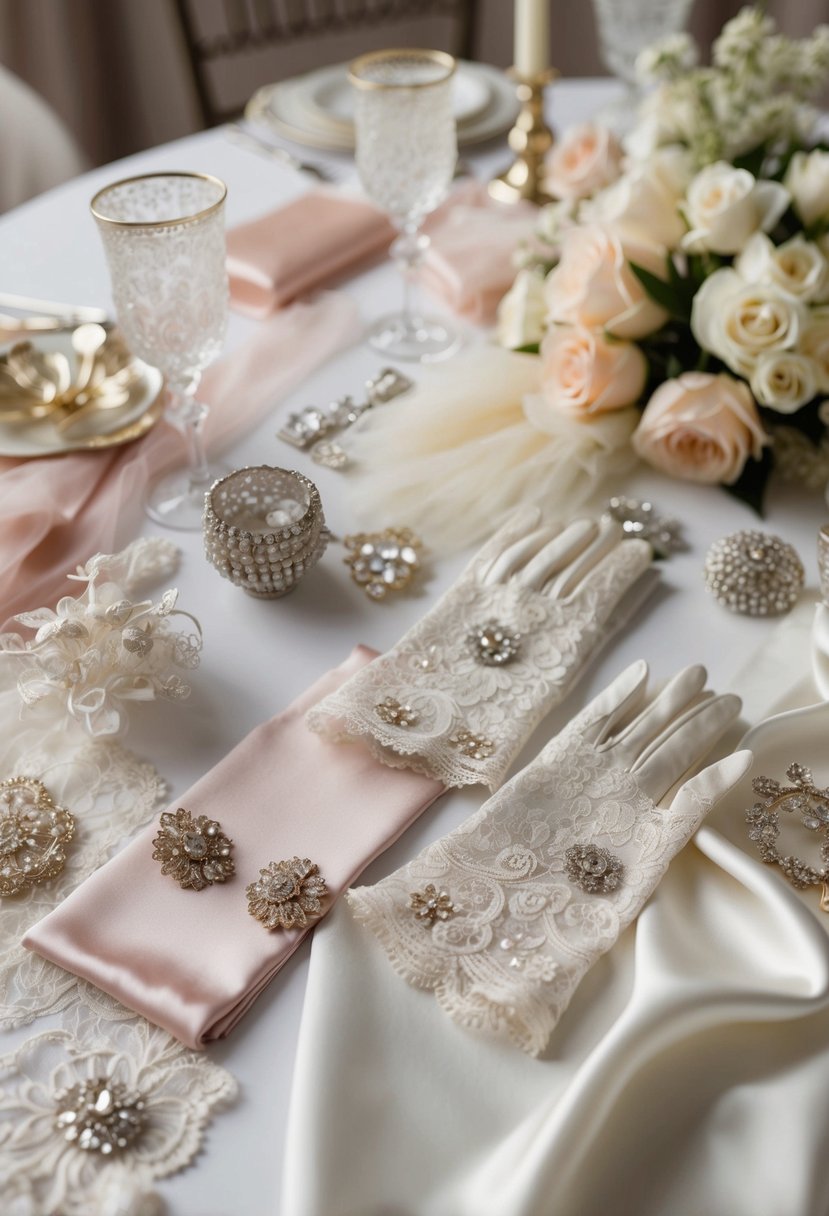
[0,330,164,458]
[246,61,519,152]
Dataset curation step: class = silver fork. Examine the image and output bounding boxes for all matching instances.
[225,124,340,183]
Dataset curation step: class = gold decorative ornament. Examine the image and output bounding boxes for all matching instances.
[374,697,419,728]
[409,884,455,926]
[343,527,422,600]
[151,807,235,891]
[245,857,327,931]
[0,776,75,896]
[487,68,557,206]
[448,729,496,760]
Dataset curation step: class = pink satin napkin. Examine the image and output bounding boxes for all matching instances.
[23,646,444,1048]
[0,293,359,630]
[227,191,395,317]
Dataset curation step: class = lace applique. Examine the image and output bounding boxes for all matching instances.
[308,541,650,789]
[0,1007,236,1216]
[0,738,167,1031]
[348,730,712,1056]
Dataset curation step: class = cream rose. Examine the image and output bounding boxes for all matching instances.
[540,324,647,417]
[750,351,818,412]
[799,308,829,390]
[580,147,691,248]
[632,372,768,484]
[784,150,829,227]
[681,162,790,255]
[691,268,805,376]
[544,224,669,340]
[735,233,828,303]
[545,123,623,202]
[497,269,547,350]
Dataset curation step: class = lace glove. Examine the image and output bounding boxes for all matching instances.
[347,661,751,1056]
[308,508,653,789]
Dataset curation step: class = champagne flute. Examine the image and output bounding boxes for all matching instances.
[349,49,459,363]
[91,172,229,530]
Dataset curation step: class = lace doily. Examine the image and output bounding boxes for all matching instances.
[0,1008,236,1216]
[309,538,651,790]
[348,727,712,1056]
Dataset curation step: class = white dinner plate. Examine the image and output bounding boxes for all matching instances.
[246,61,519,152]
[298,60,493,135]
[0,330,164,458]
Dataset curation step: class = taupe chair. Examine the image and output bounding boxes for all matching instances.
[174,0,478,127]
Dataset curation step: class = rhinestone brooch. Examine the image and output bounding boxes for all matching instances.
[151,808,235,891]
[468,620,522,667]
[604,496,684,559]
[448,730,496,760]
[564,843,624,895]
[703,530,804,616]
[746,764,829,909]
[246,857,327,931]
[54,1077,145,1154]
[343,528,422,600]
[375,697,419,728]
[0,776,75,897]
[409,884,455,926]
[277,368,413,450]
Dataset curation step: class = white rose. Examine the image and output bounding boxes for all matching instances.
[749,351,818,412]
[497,269,547,350]
[545,123,623,202]
[735,233,828,303]
[691,268,805,376]
[681,162,790,255]
[580,147,691,248]
[799,307,829,391]
[784,150,829,227]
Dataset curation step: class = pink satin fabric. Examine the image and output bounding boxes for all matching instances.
[227,191,395,318]
[23,646,444,1049]
[0,293,359,629]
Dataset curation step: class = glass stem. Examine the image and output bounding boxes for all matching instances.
[392,223,429,331]
[169,388,212,489]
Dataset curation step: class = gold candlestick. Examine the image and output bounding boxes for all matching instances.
[488,67,557,206]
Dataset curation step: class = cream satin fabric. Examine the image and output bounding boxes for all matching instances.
[282,601,829,1216]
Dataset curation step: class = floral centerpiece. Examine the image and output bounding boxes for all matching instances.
[499,7,829,511]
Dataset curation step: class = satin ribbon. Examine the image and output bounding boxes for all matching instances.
[23,646,443,1048]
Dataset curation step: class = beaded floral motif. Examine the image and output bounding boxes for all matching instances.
[375,697,419,728]
[704,530,804,616]
[54,1077,145,1154]
[151,808,234,891]
[246,857,327,931]
[0,776,74,897]
[343,528,422,600]
[348,724,712,1056]
[410,885,455,926]
[467,620,522,667]
[564,843,624,894]
[449,730,496,760]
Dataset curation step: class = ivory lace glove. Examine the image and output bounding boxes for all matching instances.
[308,508,653,789]
[347,661,751,1056]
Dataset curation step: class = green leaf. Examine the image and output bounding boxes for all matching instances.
[721,447,773,516]
[511,343,541,355]
[629,261,692,321]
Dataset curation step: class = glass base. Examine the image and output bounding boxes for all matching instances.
[146,464,230,531]
[366,311,460,363]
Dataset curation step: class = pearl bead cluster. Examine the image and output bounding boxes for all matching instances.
[204,466,328,599]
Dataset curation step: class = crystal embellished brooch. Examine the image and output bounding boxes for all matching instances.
[604,496,684,559]
[246,857,327,931]
[54,1077,145,1154]
[468,620,522,667]
[564,843,624,895]
[0,776,75,897]
[745,763,829,909]
[343,528,422,600]
[151,808,235,891]
[704,530,804,616]
[409,884,455,926]
[375,697,419,727]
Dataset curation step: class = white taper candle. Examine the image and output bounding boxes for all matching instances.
[514,0,550,77]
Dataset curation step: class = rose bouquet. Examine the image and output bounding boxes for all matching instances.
[499,7,829,511]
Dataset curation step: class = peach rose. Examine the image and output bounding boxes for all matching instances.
[544,224,669,340]
[545,123,623,202]
[541,324,647,416]
[632,372,768,484]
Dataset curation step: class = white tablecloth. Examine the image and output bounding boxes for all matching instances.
[1,78,827,1216]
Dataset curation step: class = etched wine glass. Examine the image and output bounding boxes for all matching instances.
[91,172,229,530]
[591,0,695,127]
[350,49,458,362]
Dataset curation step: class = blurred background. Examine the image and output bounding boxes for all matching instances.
[0,0,827,210]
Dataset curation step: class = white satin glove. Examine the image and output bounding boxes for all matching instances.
[308,508,653,789]
[347,661,750,1056]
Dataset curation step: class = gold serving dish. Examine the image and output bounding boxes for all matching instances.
[0,325,164,457]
